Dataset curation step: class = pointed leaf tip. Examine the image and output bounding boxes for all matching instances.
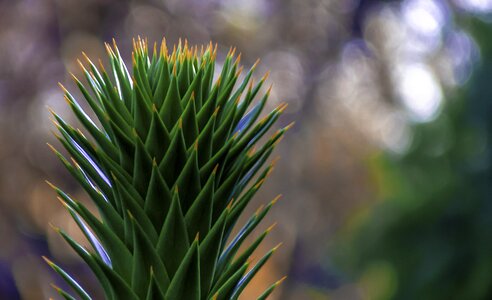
[272,242,283,252]
[277,102,289,113]
[45,180,57,190]
[277,276,287,285]
[271,194,282,205]
[48,222,61,233]
[58,82,68,93]
[284,121,295,131]
[266,222,277,233]
[252,58,261,69]
[42,256,53,266]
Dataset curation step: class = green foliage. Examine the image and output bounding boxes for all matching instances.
[45,37,290,299]
[335,19,492,300]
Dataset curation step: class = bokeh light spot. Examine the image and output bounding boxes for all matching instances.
[403,0,444,38]
[397,64,443,122]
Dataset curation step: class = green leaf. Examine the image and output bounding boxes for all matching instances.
[233,85,269,136]
[43,256,91,300]
[110,165,144,207]
[145,108,171,162]
[218,199,277,275]
[198,208,228,297]
[257,276,286,300]
[63,92,119,161]
[196,106,218,167]
[243,127,287,174]
[215,225,272,289]
[98,255,140,300]
[181,95,199,147]
[98,63,134,124]
[199,50,215,103]
[226,170,276,236]
[109,118,136,174]
[197,78,221,130]
[217,52,234,95]
[229,104,285,159]
[212,100,238,153]
[130,213,170,298]
[175,144,201,213]
[113,176,158,243]
[133,133,153,196]
[106,41,133,110]
[156,188,190,277]
[230,245,280,300]
[210,263,248,300]
[177,56,191,97]
[66,78,114,140]
[215,73,239,120]
[145,269,166,300]
[185,166,216,238]
[145,162,172,231]
[48,146,123,237]
[57,228,113,299]
[68,209,111,266]
[51,284,77,300]
[52,188,131,277]
[213,154,247,220]
[133,82,152,139]
[133,52,153,101]
[54,128,112,197]
[193,63,205,110]
[227,63,258,119]
[158,124,187,186]
[164,238,201,300]
[152,54,171,109]
[75,203,133,281]
[179,61,201,108]
[199,136,235,183]
[159,70,182,129]
[79,55,105,102]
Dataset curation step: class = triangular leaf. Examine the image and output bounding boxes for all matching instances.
[156,188,190,277]
[164,238,200,300]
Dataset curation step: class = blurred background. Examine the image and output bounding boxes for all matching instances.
[0,0,492,299]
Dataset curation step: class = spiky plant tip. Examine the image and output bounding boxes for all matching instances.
[266,222,278,233]
[271,194,283,205]
[42,255,53,266]
[46,37,288,299]
[47,222,61,233]
[272,242,283,252]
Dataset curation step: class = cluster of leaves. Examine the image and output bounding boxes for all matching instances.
[45,37,291,299]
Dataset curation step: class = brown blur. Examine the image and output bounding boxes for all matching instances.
[0,0,473,299]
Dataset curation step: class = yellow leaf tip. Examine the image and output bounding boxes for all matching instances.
[272,194,282,205]
[45,180,57,190]
[48,222,61,232]
[277,276,288,285]
[284,121,295,131]
[252,58,261,69]
[277,102,289,113]
[57,82,68,93]
[266,222,277,233]
[273,242,283,251]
